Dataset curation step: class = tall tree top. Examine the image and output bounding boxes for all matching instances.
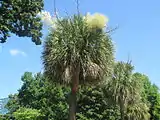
[0,0,44,45]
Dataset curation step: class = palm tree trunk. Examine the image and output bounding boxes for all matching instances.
[69,90,77,120]
[120,107,125,120]
[69,64,80,120]
[120,99,125,120]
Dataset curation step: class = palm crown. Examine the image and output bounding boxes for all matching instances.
[42,14,114,85]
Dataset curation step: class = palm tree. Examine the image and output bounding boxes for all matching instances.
[125,73,150,120]
[42,14,114,120]
[126,102,150,120]
[106,61,137,120]
[106,61,150,120]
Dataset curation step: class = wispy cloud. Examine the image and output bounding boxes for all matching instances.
[10,49,27,57]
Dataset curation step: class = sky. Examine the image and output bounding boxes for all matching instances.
[1,0,160,98]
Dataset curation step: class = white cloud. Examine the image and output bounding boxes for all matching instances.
[10,49,27,57]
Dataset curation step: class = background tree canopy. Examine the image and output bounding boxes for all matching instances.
[0,0,43,45]
[1,69,159,120]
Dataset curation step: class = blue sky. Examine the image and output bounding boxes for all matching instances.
[0,0,160,98]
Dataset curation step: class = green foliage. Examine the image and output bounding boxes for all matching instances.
[77,86,120,120]
[0,114,12,120]
[13,107,44,120]
[5,94,20,113]
[143,77,160,119]
[106,62,150,120]
[40,83,69,120]
[42,15,114,84]
[133,73,160,120]
[0,0,43,45]
[5,71,160,120]
[107,61,135,103]
[7,72,69,120]
[148,84,160,120]
[17,72,45,109]
[6,72,122,120]
[126,102,150,120]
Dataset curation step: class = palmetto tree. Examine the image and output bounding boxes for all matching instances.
[126,102,150,120]
[106,61,139,120]
[42,14,114,120]
[106,61,150,120]
[125,73,150,120]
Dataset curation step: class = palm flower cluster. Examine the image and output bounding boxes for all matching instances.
[84,12,109,29]
[38,11,108,30]
[37,11,58,29]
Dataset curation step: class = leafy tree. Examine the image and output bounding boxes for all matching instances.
[17,72,45,109]
[7,71,122,120]
[134,73,160,120]
[40,82,69,120]
[42,13,114,120]
[77,86,120,120]
[0,0,43,45]
[5,94,20,114]
[7,71,160,120]
[0,114,13,120]
[125,73,150,120]
[13,107,44,120]
[6,72,69,120]
[148,84,160,120]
